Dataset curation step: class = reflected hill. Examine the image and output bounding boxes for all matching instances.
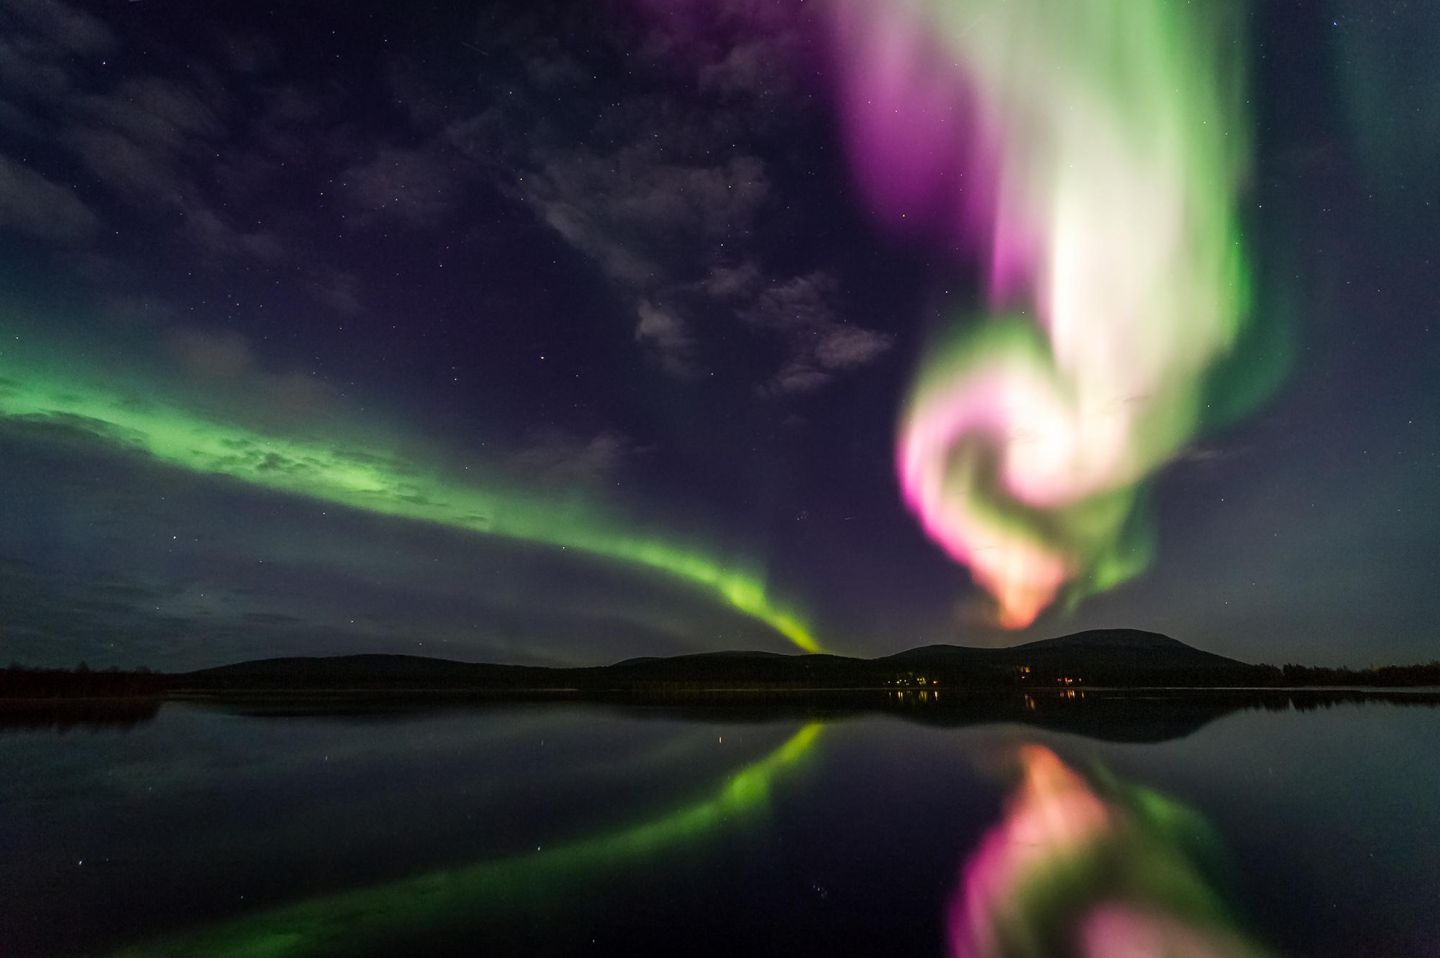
[21,687,1438,744]
[182,687,1440,745]
[0,697,161,732]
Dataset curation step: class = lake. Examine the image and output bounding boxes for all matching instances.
[3,693,1438,957]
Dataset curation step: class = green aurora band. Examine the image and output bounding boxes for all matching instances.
[0,329,818,652]
[100,722,823,958]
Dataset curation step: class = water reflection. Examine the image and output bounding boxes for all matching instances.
[5,697,1440,957]
[950,745,1270,957]
[6,687,1438,744]
[103,723,822,958]
[0,698,160,733]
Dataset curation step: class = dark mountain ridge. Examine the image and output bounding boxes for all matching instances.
[174,629,1253,691]
[881,629,1240,668]
[10,630,1439,698]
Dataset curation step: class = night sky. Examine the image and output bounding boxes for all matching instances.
[1,0,1436,670]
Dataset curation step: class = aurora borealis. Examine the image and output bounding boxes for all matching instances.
[1,0,1438,666]
[6,5,1440,957]
[874,0,1256,628]
[0,329,818,651]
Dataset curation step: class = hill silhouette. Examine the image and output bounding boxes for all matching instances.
[172,629,1257,692]
[7,630,1438,702]
[882,628,1240,670]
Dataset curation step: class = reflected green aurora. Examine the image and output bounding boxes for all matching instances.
[100,723,822,958]
[0,330,818,652]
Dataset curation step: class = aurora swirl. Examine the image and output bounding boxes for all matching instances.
[0,329,818,652]
[831,0,1255,627]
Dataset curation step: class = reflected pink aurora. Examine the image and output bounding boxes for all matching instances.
[950,745,1271,958]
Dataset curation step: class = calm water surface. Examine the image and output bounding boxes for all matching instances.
[2,697,1438,957]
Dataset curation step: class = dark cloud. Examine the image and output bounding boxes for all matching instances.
[221,32,280,75]
[633,300,698,377]
[539,148,769,248]
[434,10,887,393]
[384,57,451,130]
[745,272,842,332]
[179,205,288,261]
[167,325,266,379]
[488,117,774,376]
[0,153,99,241]
[77,75,226,153]
[341,145,467,229]
[697,38,792,97]
[744,272,894,395]
[457,98,775,297]
[165,326,340,419]
[3,0,886,395]
[506,427,636,486]
[66,126,174,200]
[98,294,180,328]
[0,36,75,104]
[0,1,355,313]
[0,556,171,668]
[1,411,150,450]
[59,73,301,268]
[54,70,228,213]
[305,270,365,317]
[703,260,762,299]
[0,0,115,57]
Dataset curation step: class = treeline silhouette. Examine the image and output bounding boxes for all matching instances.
[1005,661,1440,688]
[3,642,1438,703]
[1,663,167,698]
[1272,662,1440,687]
[0,665,165,731]
[3,662,1436,740]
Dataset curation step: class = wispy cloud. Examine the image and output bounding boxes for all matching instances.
[634,300,699,377]
[341,145,468,229]
[165,326,340,422]
[0,0,356,314]
[430,5,889,393]
[506,427,636,486]
[1,0,892,396]
[0,0,115,57]
[744,272,894,395]
[0,153,99,241]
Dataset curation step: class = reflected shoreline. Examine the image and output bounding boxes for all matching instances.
[7,686,1437,742]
